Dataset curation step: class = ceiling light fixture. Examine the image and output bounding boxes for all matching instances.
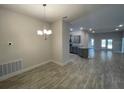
[70,28,73,31]
[89,28,92,31]
[80,27,83,30]
[92,31,95,33]
[118,24,123,27]
[37,30,43,35]
[115,28,119,31]
[37,4,52,40]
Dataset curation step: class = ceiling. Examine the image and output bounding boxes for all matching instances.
[71,5,124,33]
[0,4,104,23]
[0,4,124,33]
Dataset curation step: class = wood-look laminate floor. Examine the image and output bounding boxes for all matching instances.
[0,50,124,89]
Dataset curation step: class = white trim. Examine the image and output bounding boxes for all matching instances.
[64,59,73,64]
[51,59,73,66]
[51,60,65,66]
[0,60,51,81]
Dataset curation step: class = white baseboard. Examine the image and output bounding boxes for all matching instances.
[51,60,65,66]
[0,60,51,81]
[64,59,73,64]
[51,59,73,66]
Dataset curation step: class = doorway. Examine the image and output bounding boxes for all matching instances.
[101,39,113,50]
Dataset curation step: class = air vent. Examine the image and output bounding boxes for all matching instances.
[0,59,22,77]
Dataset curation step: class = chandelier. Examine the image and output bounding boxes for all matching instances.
[37,4,52,40]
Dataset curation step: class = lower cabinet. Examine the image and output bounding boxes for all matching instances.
[70,46,89,58]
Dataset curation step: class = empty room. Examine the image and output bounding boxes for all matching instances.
[0,4,124,89]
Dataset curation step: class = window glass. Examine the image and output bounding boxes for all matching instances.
[101,39,106,48]
[107,39,113,49]
[91,39,94,47]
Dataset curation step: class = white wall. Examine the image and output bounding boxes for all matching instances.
[51,19,70,65]
[0,8,52,69]
[62,21,70,64]
[51,19,63,64]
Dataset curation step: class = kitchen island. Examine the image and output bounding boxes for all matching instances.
[70,46,91,58]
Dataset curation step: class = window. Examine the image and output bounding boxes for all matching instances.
[101,39,106,48]
[107,39,113,49]
[91,38,94,47]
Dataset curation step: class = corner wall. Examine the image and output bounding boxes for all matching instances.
[51,19,70,65]
[51,20,63,64]
[62,21,70,64]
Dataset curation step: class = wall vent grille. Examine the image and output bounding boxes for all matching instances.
[0,59,22,77]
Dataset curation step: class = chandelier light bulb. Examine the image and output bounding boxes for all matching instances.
[43,29,47,34]
[37,30,43,36]
[47,30,52,35]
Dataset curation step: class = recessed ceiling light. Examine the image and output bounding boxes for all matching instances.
[118,24,123,27]
[80,27,83,30]
[89,28,92,31]
[92,31,95,33]
[70,28,73,31]
[115,28,119,31]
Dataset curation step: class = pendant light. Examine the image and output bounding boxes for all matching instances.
[37,4,52,40]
